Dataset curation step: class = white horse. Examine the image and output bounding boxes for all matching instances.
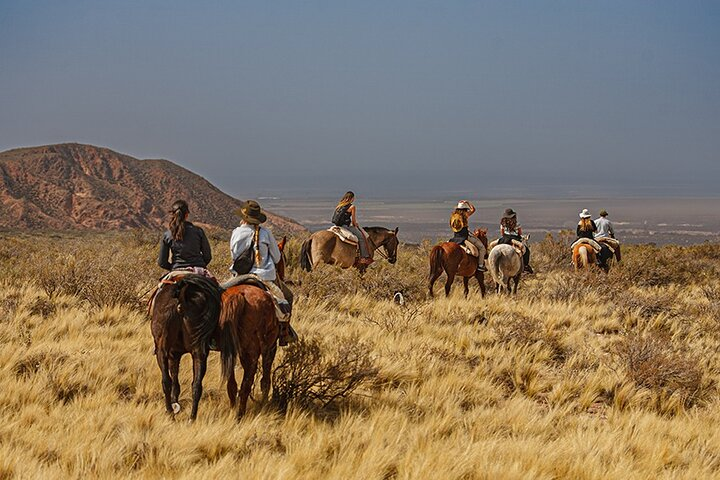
[487,244,524,294]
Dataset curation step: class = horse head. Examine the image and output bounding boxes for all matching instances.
[367,226,399,264]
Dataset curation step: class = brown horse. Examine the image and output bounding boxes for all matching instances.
[276,236,287,281]
[572,243,596,271]
[220,283,279,419]
[428,229,488,298]
[150,273,234,421]
[300,226,399,273]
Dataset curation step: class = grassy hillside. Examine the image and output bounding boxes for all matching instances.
[0,231,719,478]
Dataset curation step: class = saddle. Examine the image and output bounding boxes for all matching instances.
[596,237,619,254]
[489,239,526,256]
[328,225,360,246]
[460,240,480,258]
[222,274,291,320]
[571,238,602,254]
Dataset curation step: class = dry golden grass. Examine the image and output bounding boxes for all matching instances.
[1,231,720,478]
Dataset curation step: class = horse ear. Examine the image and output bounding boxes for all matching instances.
[394,227,399,235]
[279,236,287,250]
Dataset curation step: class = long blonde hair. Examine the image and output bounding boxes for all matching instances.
[578,218,593,232]
[336,191,355,209]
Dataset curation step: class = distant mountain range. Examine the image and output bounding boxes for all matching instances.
[0,143,306,234]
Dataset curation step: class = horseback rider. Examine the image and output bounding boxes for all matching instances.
[230,200,296,346]
[577,208,613,270]
[594,209,621,262]
[497,208,533,274]
[449,200,487,272]
[332,191,373,265]
[157,200,214,279]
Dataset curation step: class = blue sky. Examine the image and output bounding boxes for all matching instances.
[1,1,718,197]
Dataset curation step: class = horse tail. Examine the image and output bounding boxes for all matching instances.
[429,245,444,278]
[300,237,313,271]
[489,250,504,287]
[579,246,589,269]
[218,289,245,380]
[176,275,223,353]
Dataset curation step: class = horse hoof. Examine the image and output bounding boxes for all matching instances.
[171,402,181,414]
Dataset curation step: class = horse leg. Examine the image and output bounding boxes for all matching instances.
[156,352,174,414]
[260,343,278,404]
[189,350,208,422]
[428,268,442,298]
[475,272,486,298]
[226,369,238,408]
[168,352,182,413]
[237,351,259,420]
[463,277,470,297]
[444,272,455,297]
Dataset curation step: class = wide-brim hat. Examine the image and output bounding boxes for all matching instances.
[236,200,267,225]
[599,209,609,217]
[503,208,517,219]
[456,201,471,210]
[579,208,591,219]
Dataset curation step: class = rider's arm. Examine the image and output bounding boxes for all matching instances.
[609,222,615,239]
[349,204,358,227]
[265,229,282,264]
[500,225,506,236]
[517,225,523,235]
[467,201,476,216]
[157,234,172,270]
[199,228,212,266]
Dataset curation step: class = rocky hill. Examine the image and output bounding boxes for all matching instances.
[0,143,306,234]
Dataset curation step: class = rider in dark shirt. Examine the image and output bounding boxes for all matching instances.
[576,209,598,240]
[158,200,212,271]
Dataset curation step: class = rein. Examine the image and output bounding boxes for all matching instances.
[367,232,390,260]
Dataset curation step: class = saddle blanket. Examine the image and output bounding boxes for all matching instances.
[328,225,363,246]
[571,238,602,253]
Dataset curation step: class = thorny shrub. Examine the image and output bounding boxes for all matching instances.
[272,336,379,412]
[610,332,710,409]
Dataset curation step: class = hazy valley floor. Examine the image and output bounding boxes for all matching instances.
[1,231,719,478]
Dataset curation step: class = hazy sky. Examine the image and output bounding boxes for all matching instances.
[1,1,718,197]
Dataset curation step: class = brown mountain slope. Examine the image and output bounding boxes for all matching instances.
[0,143,306,234]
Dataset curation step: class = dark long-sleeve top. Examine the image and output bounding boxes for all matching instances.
[158,222,212,270]
[576,220,598,240]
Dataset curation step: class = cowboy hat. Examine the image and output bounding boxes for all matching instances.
[599,209,609,217]
[579,209,591,219]
[236,200,267,225]
[503,208,517,219]
[456,201,471,210]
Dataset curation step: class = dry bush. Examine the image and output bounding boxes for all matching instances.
[272,336,379,412]
[532,230,575,272]
[610,332,710,409]
[493,314,567,363]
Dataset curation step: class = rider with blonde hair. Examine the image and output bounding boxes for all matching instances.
[332,191,373,265]
[449,200,486,272]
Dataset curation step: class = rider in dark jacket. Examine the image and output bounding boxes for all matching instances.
[158,200,212,271]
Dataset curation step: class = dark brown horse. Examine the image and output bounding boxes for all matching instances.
[428,228,488,298]
[150,273,234,421]
[220,283,280,419]
[276,236,287,282]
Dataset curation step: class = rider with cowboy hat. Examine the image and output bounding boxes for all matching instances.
[230,200,296,345]
[594,209,621,262]
[498,208,533,274]
[449,200,487,272]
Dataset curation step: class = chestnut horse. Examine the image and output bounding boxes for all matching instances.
[220,283,279,419]
[573,241,613,273]
[428,229,488,298]
[150,273,234,421]
[300,226,399,273]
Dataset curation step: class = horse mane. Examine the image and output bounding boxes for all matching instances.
[363,226,390,234]
[176,275,223,353]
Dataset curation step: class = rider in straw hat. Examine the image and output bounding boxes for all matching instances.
[576,209,597,240]
[230,200,296,345]
[449,200,487,272]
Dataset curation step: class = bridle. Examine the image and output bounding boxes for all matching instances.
[368,231,396,262]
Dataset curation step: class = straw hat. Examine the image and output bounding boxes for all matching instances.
[503,208,517,219]
[579,209,591,219]
[456,201,471,210]
[236,200,267,225]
